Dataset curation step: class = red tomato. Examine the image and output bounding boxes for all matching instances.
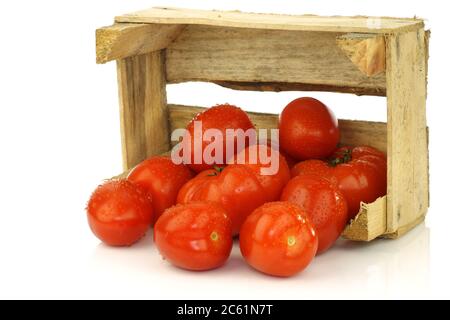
[291,146,387,219]
[281,174,348,254]
[177,165,267,235]
[183,104,255,173]
[240,202,318,277]
[154,202,233,271]
[127,156,193,224]
[87,180,153,246]
[232,144,291,201]
[279,97,339,160]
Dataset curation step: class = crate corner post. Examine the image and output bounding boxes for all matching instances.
[385,27,429,238]
[116,50,170,171]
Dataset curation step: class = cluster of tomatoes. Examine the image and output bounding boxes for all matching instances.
[87,97,387,277]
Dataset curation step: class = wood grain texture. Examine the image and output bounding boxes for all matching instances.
[336,33,386,77]
[167,104,387,152]
[96,23,184,64]
[116,7,423,33]
[383,215,425,239]
[117,51,170,171]
[166,25,386,94]
[214,81,386,96]
[339,119,387,153]
[342,196,387,241]
[385,29,429,236]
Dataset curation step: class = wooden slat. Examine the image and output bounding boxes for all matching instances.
[167,104,387,152]
[116,7,423,33]
[386,29,429,236]
[166,25,386,95]
[117,51,170,171]
[339,119,387,153]
[96,23,184,64]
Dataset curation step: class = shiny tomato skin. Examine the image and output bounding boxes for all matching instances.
[154,202,232,271]
[87,180,153,246]
[291,146,387,219]
[233,144,291,201]
[345,146,387,191]
[333,159,385,218]
[127,156,193,224]
[279,97,339,160]
[347,146,387,160]
[177,165,267,235]
[239,202,318,277]
[281,175,348,254]
[291,159,332,180]
[183,104,255,173]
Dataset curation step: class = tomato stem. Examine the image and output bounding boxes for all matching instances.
[207,165,225,176]
[328,148,352,167]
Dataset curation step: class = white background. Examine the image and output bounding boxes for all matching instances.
[0,0,448,299]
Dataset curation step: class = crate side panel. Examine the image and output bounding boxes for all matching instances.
[166,26,385,94]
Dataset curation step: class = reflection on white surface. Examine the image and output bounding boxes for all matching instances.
[310,223,430,298]
[87,223,430,299]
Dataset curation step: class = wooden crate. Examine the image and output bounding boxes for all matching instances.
[96,7,430,242]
